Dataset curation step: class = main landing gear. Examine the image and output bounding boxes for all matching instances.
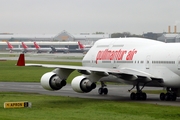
[98,81,108,95]
[160,88,177,101]
[129,83,147,100]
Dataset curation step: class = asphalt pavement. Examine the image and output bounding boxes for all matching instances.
[0,82,180,107]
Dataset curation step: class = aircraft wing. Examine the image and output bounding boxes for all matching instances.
[24,63,163,84]
[17,54,163,84]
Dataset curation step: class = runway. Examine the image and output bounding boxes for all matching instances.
[0,82,180,107]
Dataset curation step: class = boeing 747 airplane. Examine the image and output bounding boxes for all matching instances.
[17,37,180,101]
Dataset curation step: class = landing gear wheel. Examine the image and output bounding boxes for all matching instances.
[165,93,171,101]
[129,83,147,101]
[98,88,103,95]
[142,92,147,100]
[160,92,177,101]
[135,93,140,100]
[98,88,108,95]
[98,81,108,95]
[103,88,108,95]
[172,93,177,101]
[160,93,165,101]
[130,92,136,100]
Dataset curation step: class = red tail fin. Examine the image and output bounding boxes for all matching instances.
[17,54,25,66]
[7,42,13,49]
[78,41,84,49]
[22,42,28,49]
[34,42,40,49]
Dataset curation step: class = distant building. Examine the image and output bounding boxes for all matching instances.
[54,30,110,44]
[0,30,110,44]
[0,30,111,51]
[0,33,55,42]
[156,25,180,43]
[175,35,180,42]
[143,25,180,43]
[143,32,163,40]
[157,34,179,43]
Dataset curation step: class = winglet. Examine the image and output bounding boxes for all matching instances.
[17,54,25,66]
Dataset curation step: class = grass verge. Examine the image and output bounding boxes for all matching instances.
[0,60,81,83]
[0,92,180,120]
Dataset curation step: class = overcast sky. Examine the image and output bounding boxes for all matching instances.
[0,0,180,34]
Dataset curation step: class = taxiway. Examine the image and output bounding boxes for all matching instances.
[0,82,179,107]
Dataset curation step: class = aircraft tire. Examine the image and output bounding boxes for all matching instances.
[160,93,165,101]
[142,92,147,100]
[171,93,177,101]
[130,92,136,100]
[98,88,103,95]
[165,93,171,101]
[103,88,108,95]
[135,93,141,100]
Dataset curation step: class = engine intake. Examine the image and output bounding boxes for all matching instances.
[41,72,66,91]
[71,75,96,93]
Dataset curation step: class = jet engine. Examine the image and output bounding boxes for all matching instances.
[71,75,96,93]
[41,72,66,91]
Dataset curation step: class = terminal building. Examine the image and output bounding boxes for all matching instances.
[54,30,110,43]
[0,30,110,51]
[0,30,110,42]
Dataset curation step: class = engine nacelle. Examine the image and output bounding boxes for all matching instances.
[71,75,96,93]
[41,72,66,91]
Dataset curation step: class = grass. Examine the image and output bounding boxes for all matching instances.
[144,90,166,94]
[0,92,180,120]
[0,60,81,83]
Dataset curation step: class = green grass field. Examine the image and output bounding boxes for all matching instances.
[0,92,180,120]
[0,60,81,82]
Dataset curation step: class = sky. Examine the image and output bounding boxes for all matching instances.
[0,0,180,35]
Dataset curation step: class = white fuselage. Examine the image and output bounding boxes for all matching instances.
[82,38,180,87]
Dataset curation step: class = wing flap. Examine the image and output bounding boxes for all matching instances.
[151,77,164,83]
